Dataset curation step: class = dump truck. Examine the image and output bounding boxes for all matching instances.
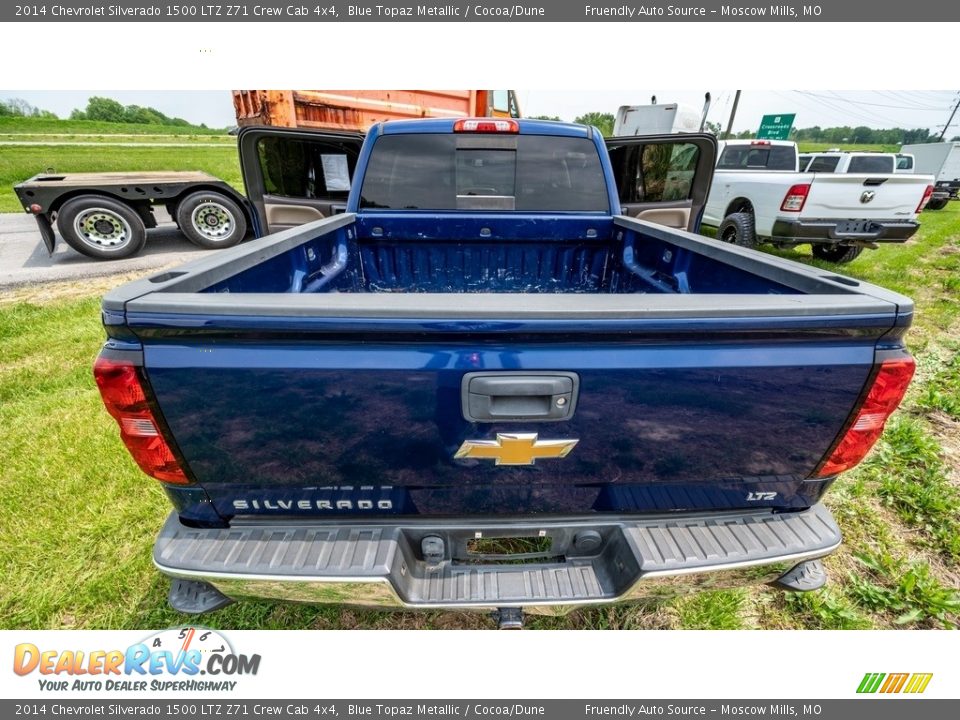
[232,90,521,131]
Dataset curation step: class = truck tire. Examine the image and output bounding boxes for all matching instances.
[57,196,147,260]
[811,244,863,264]
[176,191,247,249]
[925,198,948,211]
[717,212,758,249]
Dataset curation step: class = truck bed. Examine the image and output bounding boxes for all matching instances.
[103,213,911,524]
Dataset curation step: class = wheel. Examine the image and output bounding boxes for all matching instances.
[925,198,948,211]
[56,196,147,260]
[717,212,758,249]
[176,191,247,249]
[811,244,863,264]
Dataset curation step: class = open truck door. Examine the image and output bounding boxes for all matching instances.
[606,133,717,232]
[238,126,365,235]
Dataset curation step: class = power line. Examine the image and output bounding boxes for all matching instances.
[797,90,944,111]
[791,90,933,128]
[813,92,905,127]
[938,95,960,141]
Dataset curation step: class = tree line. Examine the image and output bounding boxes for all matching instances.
[69,96,201,127]
[532,112,956,143]
[0,96,205,128]
[0,98,56,118]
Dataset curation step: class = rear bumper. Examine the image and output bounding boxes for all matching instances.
[771,217,919,244]
[154,504,841,614]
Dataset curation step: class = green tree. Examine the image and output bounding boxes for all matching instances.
[0,98,55,117]
[574,112,615,137]
[83,96,126,123]
[69,96,195,126]
[529,114,562,122]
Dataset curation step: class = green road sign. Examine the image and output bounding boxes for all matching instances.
[757,113,796,140]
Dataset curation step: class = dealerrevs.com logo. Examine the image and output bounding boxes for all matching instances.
[13,627,260,692]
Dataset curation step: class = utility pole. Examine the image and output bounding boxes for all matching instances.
[724,90,741,140]
[938,92,960,141]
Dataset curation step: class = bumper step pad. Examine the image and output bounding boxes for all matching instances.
[154,504,841,611]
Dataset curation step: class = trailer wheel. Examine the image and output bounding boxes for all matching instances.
[811,244,863,264]
[925,198,948,211]
[717,212,758,249]
[176,191,247,249]
[57,196,147,260]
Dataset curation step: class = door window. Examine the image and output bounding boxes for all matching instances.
[607,141,701,203]
[257,136,360,199]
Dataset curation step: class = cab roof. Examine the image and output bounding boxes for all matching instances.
[376,117,595,139]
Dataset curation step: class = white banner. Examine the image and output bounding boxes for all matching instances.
[2,629,954,699]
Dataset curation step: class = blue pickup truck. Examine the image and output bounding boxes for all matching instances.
[94,118,915,626]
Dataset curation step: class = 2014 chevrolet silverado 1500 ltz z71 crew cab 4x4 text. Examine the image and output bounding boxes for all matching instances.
[703,139,936,264]
[94,119,915,626]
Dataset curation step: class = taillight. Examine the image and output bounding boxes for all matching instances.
[93,357,189,484]
[750,140,771,146]
[453,118,519,133]
[814,357,915,477]
[780,184,811,212]
[916,185,934,213]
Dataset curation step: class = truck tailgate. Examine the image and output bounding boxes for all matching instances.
[803,174,929,219]
[134,305,892,521]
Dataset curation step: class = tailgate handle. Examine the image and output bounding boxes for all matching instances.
[461,372,579,422]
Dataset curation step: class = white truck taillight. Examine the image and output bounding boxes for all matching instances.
[814,358,915,477]
[916,185,934,213]
[93,357,190,484]
[453,118,519,133]
[780,183,811,212]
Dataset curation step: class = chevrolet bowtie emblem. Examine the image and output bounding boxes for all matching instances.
[454,433,579,466]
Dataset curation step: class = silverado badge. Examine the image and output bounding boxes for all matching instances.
[455,433,579,466]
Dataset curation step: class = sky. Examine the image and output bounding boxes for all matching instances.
[2,89,958,135]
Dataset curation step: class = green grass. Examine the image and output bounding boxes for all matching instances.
[0,207,958,630]
[0,145,243,212]
[867,417,960,560]
[796,142,900,153]
[0,116,226,135]
[848,552,960,628]
[916,344,960,418]
[0,134,234,145]
[766,204,960,336]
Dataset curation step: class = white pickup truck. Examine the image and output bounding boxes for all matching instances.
[703,139,936,263]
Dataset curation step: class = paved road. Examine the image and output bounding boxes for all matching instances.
[0,211,217,290]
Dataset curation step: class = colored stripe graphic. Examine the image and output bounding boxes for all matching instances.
[880,673,909,693]
[857,672,932,694]
[857,673,885,693]
[904,673,933,694]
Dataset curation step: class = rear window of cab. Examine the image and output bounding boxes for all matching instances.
[359,134,609,212]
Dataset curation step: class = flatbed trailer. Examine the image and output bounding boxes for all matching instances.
[14,171,250,260]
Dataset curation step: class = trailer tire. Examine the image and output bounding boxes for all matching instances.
[811,244,863,264]
[176,191,247,249]
[57,196,147,260]
[925,198,948,211]
[717,212,758,249]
